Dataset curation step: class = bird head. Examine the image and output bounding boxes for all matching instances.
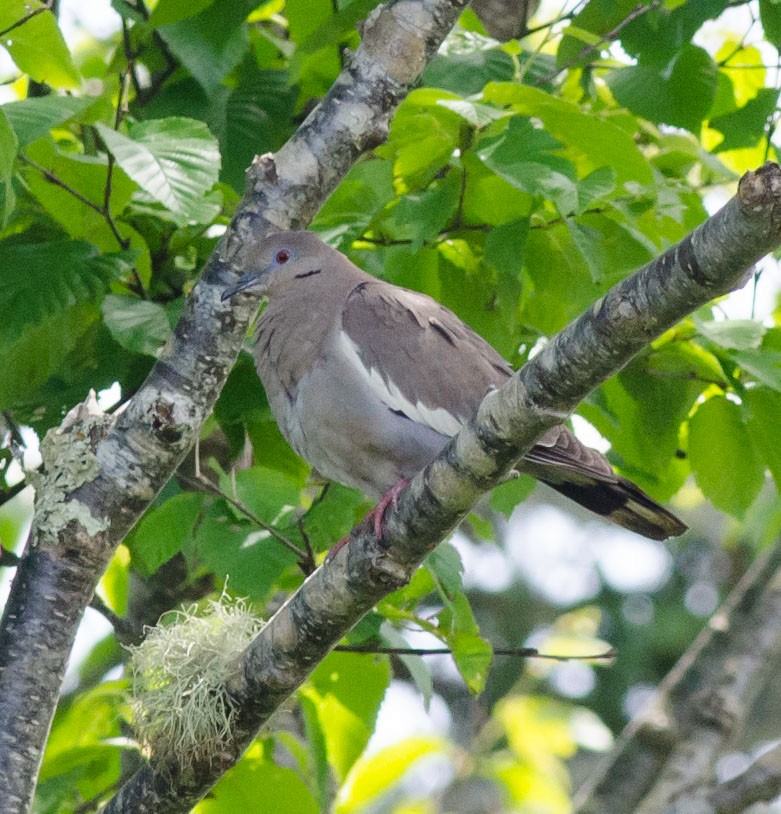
[221,231,330,300]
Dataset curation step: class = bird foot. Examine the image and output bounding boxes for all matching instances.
[367,478,410,539]
[325,478,410,562]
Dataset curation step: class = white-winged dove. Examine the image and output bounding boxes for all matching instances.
[222,231,686,542]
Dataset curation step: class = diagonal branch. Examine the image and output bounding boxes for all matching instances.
[102,165,781,813]
[0,2,470,812]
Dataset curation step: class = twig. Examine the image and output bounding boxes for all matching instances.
[19,154,129,251]
[336,643,617,660]
[536,0,661,86]
[177,473,314,572]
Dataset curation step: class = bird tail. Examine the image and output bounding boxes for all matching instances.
[537,473,687,541]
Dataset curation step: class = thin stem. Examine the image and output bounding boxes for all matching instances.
[0,1,53,39]
[177,473,313,571]
[336,643,617,660]
[536,0,661,86]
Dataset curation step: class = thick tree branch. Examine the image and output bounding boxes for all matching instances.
[574,534,781,814]
[0,2,469,812]
[103,165,781,813]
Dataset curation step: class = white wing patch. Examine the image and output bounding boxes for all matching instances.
[338,331,463,437]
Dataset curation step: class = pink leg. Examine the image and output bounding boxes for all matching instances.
[326,478,410,561]
[366,478,410,538]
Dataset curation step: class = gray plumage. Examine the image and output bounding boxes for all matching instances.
[222,231,686,541]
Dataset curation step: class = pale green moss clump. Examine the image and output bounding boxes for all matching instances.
[127,596,265,766]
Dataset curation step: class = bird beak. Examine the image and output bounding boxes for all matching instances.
[221,270,266,301]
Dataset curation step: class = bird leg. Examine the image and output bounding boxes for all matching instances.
[366,477,411,539]
[326,478,411,561]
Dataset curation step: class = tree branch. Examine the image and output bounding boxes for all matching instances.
[0,2,470,812]
[102,164,781,813]
[574,529,781,813]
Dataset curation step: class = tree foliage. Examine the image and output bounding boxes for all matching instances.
[0,0,780,812]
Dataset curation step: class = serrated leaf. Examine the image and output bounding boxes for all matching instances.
[127,492,205,574]
[697,319,766,350]
[101,294,171,357]
[577,166,617,212]
[689,396,764,518]
[2,96,95,147]
[226,466,301,527]
[0,0,80,89]
[0,240,126,346]
[95,118,220,224]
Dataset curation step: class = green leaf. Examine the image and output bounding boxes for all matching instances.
[730,349,781,391]
[482,83,654,187]
[709,88,780,152]
[95,118,220,225]
[644,341,728,386]
[557,0,640,66]
[157,0,255,94]
[577,166,617,212]
[387,89,464,187]
[379,623,433,707]
[149,0,216,27]
[0,109,17,227]
[450,627,493,694]
[298,484,369,553]
[0,0,80,89]
[101,294,171,357]
[689,396,765,518]
[192,503,297,601]
[375,171,461,249]
[477,117,578,215]
[127,492,205,574]
[297,0,382,54]
[0,240,126,346]
[23,138,137,248]
[227,466,302,526]
[312,159,395,244]
[301,651,391,781]
[436,98,509,129]
[761,0,781,47]
[697,319,766,350]
[607,45,718,133]
[335,737,446,814]
[2,96,95,147]
[215,63,296,192]
[197,741,319,814]
[423,37,515,96]
[744,387,781,491]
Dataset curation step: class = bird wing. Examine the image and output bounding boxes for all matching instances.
[341,279,621,482]
[340,280,512,435]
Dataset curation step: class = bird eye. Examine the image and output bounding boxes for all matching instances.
[275,249,291,264]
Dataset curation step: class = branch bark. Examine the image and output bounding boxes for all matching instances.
[102,164,781,813]
[574,535,781,814]
[0,2,469,812]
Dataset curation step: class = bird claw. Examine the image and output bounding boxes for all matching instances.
[368,478,410,540]
[326,478,411,561]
